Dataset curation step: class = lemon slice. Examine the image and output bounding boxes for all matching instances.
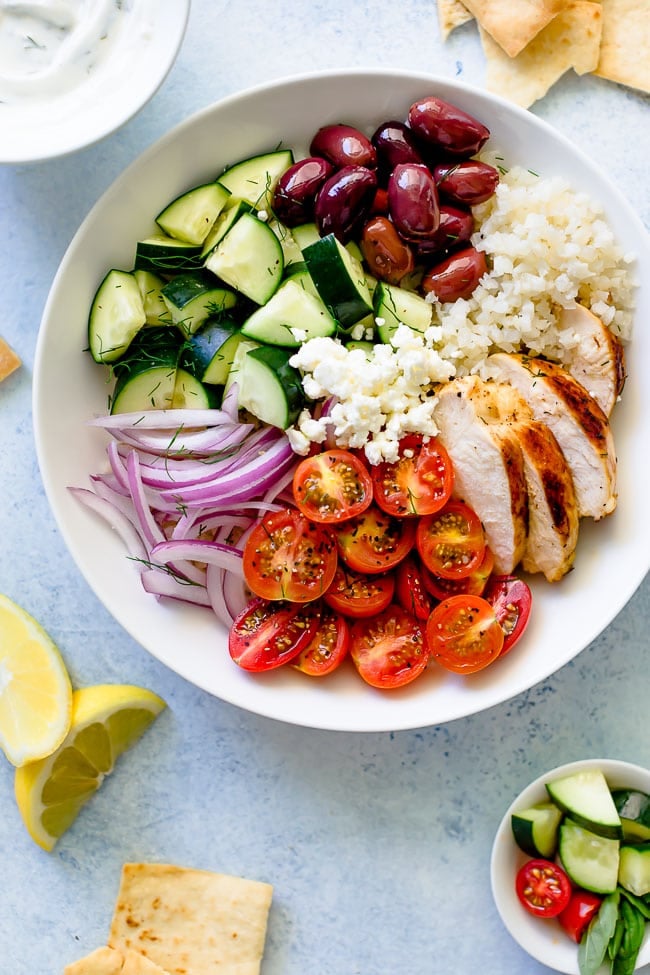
[14,684,166,850]
[0,593,72,767]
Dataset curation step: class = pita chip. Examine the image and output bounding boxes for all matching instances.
[462,0,567,56]
[0,337,21,382]
[108,863,273,975]
[594,0,650,94]
[63,946,125,975]
[438,0,474,40]
[482,1,603,108]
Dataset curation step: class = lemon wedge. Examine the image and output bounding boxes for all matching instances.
[0,593,72,767]
[14,684,166,851]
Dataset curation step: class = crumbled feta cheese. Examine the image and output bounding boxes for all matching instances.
[290,327,308,343]
[256,209,269,222]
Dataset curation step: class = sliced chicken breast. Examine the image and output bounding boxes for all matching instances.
[558,303,626,416]
[435,376,529,574]
[516,420,579,581]
[486,352,617,520]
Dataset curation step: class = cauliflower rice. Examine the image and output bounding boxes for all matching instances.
[288,162,636,463]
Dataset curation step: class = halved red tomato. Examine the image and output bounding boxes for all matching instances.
[292,449,373,523]
[242,507,337,602]
[422,546,494,601]
[558,890,603,942]
[324,563,395,618]
[349,604,429,689]
[229,597,321,672]
[416,499,485,580]
[335,504,416,575]
[292,606,350,677]
[370,434,454,517]
[426,593,503,674]
[484,574,532,655]
[515,859,572,918]
[395,554,435,621]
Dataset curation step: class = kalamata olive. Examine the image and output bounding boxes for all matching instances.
[387,162,440,241]
[408,96,490,158]
[360,216,415,285]
[371,120,424,176]
[421,246,488,302]
[272,156,334,226]
[370,187,389,215]
[310,124,377,169]
[434,161,499,206]
[414,205,475,257]
[314,165,378,242]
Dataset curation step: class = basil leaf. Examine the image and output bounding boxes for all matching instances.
[579,891,620,975]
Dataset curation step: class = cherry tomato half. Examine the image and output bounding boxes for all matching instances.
[324,563,395,618]
[515,859,572,919]
[371,434,454,517]
[484,574,532,655]
[350,604,429,689]
[229,598,320,672]
[243,508,337,602]
[335,504,416,575]
[292,606,350,677]
[426,594,503,674]
[422,546,494,601]
[395,554,435,621]
[416,499,486,580]
[292,448,373,523]
[557,890,603,943]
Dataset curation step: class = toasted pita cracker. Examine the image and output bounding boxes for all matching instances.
[64,946,125,975]
[482,1,603,108]
[0,337,21,382]
[120,950,171,975]
[108,863,273,975]
[463,0,567,56]
[594,0,650,93]
[438,0,474,40]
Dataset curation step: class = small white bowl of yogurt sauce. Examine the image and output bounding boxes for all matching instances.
[0,0,190,163]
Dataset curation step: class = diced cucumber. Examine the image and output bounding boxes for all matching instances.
[156,181,231,245]
[619,843,650,896]
[612,790,650,842]
[546,768,622,840]
[204,212,283,305]
[134,234,203,274]
[180,317,244,386]
[303,233,373,329]
[226,343,304,429]
[88,269,146,364]
[200,200,253,258]
[283,264,320,297]
[217,149,294,209]
[345,339,374,356]
[110,328,181,413]
[268,217,303,269]
[133,270,169,325]
[172,369,219,409]
[558,819,620,894]
[241,277,336,347]
[292,222,321,252]
[511,802,564,859]
[374,280,434,343]
[161,270,237,336]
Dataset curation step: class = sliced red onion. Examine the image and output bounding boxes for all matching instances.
[68,487,148,561]
[126,451,166,549]
[140,569,212,607]
[220,381,239,421]
[150,538,244,576]
[205,564,233,627]
[89,408,240,430]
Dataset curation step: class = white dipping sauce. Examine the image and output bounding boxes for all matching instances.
[0,0,130,102]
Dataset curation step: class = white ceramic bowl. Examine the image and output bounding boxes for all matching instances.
[491,759,650,973]
[0,0,190,164]
[34,69,650,732]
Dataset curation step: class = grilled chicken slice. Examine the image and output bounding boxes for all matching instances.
[516,420,579,581]
[435,376,529,574]
[557,303,626,416]
[486,352,617,520]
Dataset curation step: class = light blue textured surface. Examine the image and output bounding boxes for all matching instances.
[1,2,649,972]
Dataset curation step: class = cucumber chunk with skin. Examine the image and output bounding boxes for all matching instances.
[134,270,169,325]
[612,790,650,842]
[241,277,337,347]
[201,200,253,259]
[204,212,284,305]
[156,182,231,245]
[88,269,146,364]
[546,768,622,840]
[374,280,434,344]
[292,222,321,252]
[226,343,303,429]
[161,270,237,336]
[303,233,373,329]
[511,802,564,859]
[180,317,244,386]
[217,149,294,209]
[619,843,650,896]
[559,819,620,894]
[135,234,203,274]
